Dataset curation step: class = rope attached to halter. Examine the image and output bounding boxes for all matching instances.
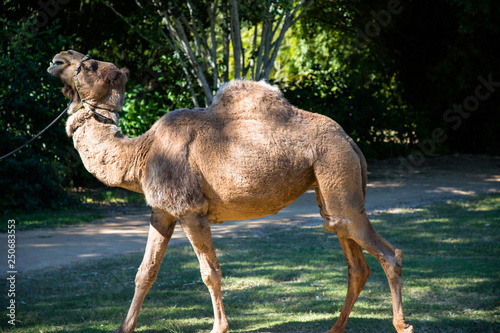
[0,102,71,161]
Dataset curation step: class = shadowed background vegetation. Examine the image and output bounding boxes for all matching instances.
[1,0,499,212]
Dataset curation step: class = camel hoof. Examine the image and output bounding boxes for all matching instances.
[323,322,345,333]
[396,323,414,333]
[110,328,124,333]
[209,324,229,333]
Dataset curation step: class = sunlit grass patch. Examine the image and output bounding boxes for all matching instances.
[2,193,499,332]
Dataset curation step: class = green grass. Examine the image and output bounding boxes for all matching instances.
[2,194,499,332]
[1,188,147,232]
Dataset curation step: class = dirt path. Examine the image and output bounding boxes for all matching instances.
[2,155,499,275]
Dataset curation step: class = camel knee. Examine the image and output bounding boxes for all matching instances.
[135,266,158,289]
[323,216,349,237]
[380,248,403,280]
[200,265,222,288]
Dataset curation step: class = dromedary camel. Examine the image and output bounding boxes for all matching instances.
[47,50,413,333]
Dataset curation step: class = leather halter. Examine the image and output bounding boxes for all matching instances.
[72,54,117,125]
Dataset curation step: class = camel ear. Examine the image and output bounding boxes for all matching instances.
[121,67,130,80]
[102,67,129,87]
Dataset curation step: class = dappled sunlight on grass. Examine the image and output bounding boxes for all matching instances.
[2,194,498,332]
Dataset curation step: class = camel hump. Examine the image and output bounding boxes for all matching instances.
[210,80,295,121]
[212,80,282,103]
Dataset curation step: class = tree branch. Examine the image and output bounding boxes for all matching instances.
[162,5,213,104]
[255,4,273,80]
[263,0,313,80]
[291,0,314,25]
[221,1,230,82]
[229,0,242,79]
[159,29,200,107]
[249,23,259,79]
[208,0,220,90]
[103,1,165,51]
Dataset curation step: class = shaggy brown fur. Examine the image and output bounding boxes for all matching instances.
[47,50,413,333]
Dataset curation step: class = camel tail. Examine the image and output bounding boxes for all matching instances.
[348,138,368,200]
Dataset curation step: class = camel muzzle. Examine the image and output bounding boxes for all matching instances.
[47,58,68,76]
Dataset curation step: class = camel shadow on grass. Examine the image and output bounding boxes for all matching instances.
[6,195,498,333]
[246,317,498,333]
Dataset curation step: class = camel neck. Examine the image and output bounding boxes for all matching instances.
[68,110,152,193]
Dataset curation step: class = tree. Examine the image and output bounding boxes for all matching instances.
[0,12,78,212]
[104,0,312,106]
[274,0,500,157]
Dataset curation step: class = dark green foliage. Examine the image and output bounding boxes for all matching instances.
[284,0,500,157]
[0,12,87,213]
[282,67,416,159]
[120,54,194,137]
[0,152,72,213]
[1,0,499,213]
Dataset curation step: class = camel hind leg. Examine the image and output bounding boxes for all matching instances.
[327,235,371,333]
[314,153,413,333]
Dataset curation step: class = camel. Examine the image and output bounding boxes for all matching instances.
[47,50,413,333]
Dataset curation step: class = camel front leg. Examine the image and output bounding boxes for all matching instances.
[113,209,176,333]
[179,214,229,333]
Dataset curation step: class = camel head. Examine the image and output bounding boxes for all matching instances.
[47,50,129,116]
